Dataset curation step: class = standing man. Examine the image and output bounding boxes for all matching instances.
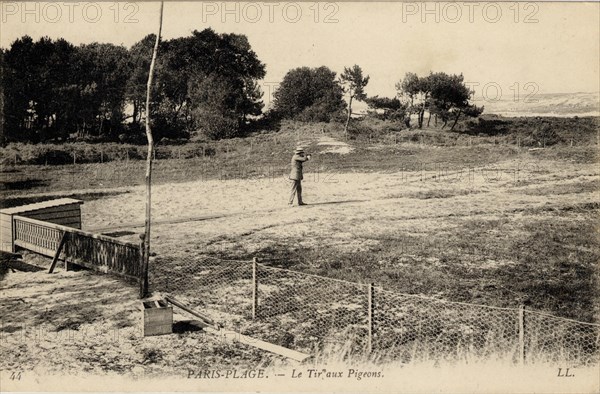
[289,146,311,206]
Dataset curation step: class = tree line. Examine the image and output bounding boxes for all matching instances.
[1,29,265,143]
[271,66,483,132]
[0,32,483,144]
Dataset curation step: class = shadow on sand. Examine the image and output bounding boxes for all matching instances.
[297,199,368,207]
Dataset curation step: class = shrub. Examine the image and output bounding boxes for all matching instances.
[194,110,241,140]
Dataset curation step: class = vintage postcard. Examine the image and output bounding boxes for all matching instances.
[0,1,598,393]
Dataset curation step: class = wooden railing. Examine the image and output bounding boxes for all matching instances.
[13,215,146,296]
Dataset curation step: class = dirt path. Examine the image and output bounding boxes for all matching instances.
[316,135,353,154]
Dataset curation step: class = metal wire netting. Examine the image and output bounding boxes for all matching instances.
[252,264,369,354]
[149,256,599,364]
[524,310,599,365]
[373,289,519,363]
[149,255,252,321]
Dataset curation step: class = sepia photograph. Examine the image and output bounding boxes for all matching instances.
[0,1,599,392]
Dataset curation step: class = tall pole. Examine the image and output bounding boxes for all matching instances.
[142,2,164,298]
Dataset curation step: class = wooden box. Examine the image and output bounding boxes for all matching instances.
[143,299,173,336]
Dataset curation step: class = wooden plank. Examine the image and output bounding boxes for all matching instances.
[13,215,137,248]
[205,327,312,362]
[76,207,82,229]
[143,305,173,336]
[46,219,81,227]
[139,239,148,298]
[144,323,172,336]
[14,239,54,257]
[48,232,66,273]
[63,256,140,281]
[13,214,141,282]
[0,214,12,232]
[23,205,81,216]
[26,211,81,221]
[164,295,216,326]
[0,226,11,238]
[0,242,13,253]
[0,198,82,215]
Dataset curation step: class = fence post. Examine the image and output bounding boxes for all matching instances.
[252,257,259,319]
[367,282,374,354]
[49,232,67,273]
[64,233,70,271]
[139,235,148,299]
[518,305,525,365]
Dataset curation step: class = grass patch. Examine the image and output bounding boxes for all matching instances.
[213,211,599,324]
[402,188,482,199]
[510,179,599,196]
[2,118,597,199]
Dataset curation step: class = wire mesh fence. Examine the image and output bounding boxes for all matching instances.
[372,289,520,363]
[149,255,253,322]
[150,255,599,365]
[524,310,599,365]
[253,264,369,354]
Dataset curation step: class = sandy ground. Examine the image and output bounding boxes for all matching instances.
[2,144,598,387]
[2,260,598,392]
[80,156,598,260]
[0,260,285,379]
[2,261,598,393]
[317,135,354,154]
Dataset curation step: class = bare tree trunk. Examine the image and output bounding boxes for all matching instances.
[427,112,432,127]
[344,94,353,138]
[418,102,426,129]
[132,101,138,127]
[142,1,164,298]
[450,109,462,131]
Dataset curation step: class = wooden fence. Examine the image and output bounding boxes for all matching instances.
[13,215,147,296]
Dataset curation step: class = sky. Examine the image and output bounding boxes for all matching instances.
[1,1,599,107]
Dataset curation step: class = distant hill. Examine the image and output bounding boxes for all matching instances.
[476,92,600,117]
[351,91,599,118]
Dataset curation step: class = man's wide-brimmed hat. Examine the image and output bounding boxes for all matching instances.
[294,147,305,153]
